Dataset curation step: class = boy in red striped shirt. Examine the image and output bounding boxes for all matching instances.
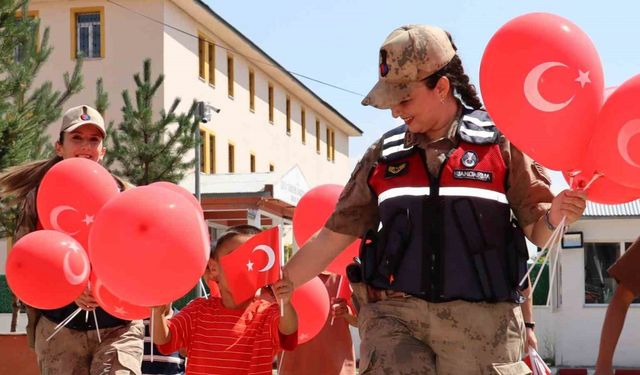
[152,225,298,375]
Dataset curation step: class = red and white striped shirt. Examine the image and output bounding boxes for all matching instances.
[157,297,297,375]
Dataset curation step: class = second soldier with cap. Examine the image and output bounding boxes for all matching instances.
[0,105,145,374]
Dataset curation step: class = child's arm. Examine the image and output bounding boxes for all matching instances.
[272,273,298,335]
[152,304,172,345]
[595,284,636,375]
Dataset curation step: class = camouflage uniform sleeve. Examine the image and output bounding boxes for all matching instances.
[502,137,554,228]
[325,140,382,237]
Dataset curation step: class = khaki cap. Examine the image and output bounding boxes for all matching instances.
[60,105,106,137]
[362,25,456,109]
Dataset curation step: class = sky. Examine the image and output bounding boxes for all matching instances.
[206,0,640,192]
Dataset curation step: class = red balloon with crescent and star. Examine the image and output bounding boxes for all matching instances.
[6,230,90,309]
[480,12,604,170]
[37,158,119,249]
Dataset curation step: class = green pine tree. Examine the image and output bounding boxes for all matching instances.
[0,0,83,237]
[104,58,200,185]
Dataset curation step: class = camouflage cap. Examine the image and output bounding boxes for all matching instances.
[362,25,456,109]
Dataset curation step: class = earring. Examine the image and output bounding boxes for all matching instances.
[440,97,445,104]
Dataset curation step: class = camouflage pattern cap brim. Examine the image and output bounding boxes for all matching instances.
[361,80,422,109]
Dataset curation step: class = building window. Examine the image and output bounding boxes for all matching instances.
[227,54,234,98]
[249,69,255,111]
[228,143,235,173]
[71,8,104,59]
[286,96,291,135]
[268,83,274,123]
[209,133,216,174]
[250,153,256,173]
[326,128,331,160]
[14,11,39,61]
[199,130,206,173]
[269,163,275,172]
[315,119,321,153]
[198,37,206,79]
[300,109,306,144]
[208,42,215,85]
[584,242,621,304]
[331,129,336,161]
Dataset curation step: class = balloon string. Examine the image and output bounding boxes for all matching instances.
[93,310,102,343]
[531,217,566,299]
[278,351,285,374]
[582,172,603,191]
[546,235,562,307]
[519,216,565,287]
[330,275,344,326]
[85,310,89,323]
[47,307,82,342]
[200,279,209,299]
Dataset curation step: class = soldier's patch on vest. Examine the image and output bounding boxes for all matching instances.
[453,169,492,182]
[385,162,408,178]
[461,151,478,168]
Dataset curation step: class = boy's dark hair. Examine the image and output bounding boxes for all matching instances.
[210,224,262,259]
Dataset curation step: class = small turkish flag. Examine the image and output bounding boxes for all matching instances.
[523,348,551,375]
[336,275,356,316]
[220,227,281,305]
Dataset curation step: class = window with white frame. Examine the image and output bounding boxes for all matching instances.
[76,12,101,58]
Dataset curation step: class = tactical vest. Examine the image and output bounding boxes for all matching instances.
[361,109,529,303]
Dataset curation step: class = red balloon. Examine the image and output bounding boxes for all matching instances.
[480,12,604,170]
[149,182,203,218]
[291,276,330,344]
[90,273,150,320]
[293,185,361,276]
[37,158,119,248]
[588,75,640,188]
[563,169,640,204]
[89,186,209,306]
[6,230,89,309]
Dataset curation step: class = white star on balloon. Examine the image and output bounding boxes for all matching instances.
[575,70,591,88]
[246,260,254,271]
[82,215,94,226]
[67,242,81,252]
[115,306,127,315]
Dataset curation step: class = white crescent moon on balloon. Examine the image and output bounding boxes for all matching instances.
[50,205,81,235]
[617,119,640,168]
[63,250,89,285]
[523,61,574,112]
[252,245,275,272]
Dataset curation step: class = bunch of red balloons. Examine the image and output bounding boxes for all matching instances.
[290,184,360,342]
[480,12,640,204]
[6,158,209,315]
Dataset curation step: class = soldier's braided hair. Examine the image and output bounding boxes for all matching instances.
[424,33,483,110]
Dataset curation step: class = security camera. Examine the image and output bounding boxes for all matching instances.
[198,101,221,123]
